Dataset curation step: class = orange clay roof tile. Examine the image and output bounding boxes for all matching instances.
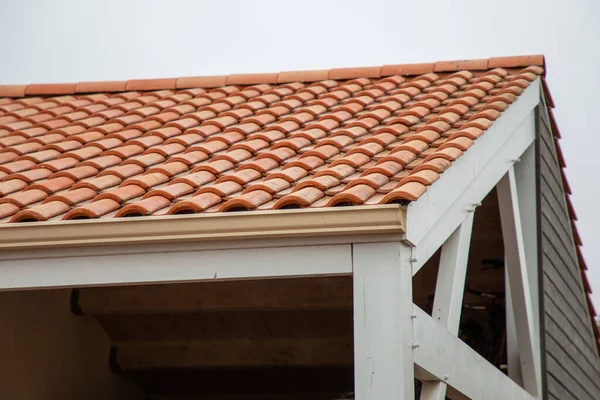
[0,55,555,216]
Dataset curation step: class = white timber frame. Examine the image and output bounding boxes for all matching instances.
[0,79,544,399]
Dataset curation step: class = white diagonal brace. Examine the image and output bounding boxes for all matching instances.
[497,166,541,397]
[420,213,474,400]
[413,307,535,400]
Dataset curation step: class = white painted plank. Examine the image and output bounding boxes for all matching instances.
[420,213,474,400]
[407,79,540,274]
[506,270,524,385]
[430,213,474,335]
[0,233,404,262]
[497,167,541,397]
[506,142,539,387]
[353,242,414,400]
[513,142,541,361]
[412,307,536,400]
[0,244,352,290]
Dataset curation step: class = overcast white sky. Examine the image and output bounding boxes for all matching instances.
[1,0,599,308]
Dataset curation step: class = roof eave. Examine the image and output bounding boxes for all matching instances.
[0,204,406,250]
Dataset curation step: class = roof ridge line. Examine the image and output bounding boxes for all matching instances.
[0,54,545,98]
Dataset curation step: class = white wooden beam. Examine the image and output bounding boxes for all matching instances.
[0,244,352,290]
[420,213,474,400]
[513,142,541,360]
[412,307,536,400]
[430,213,474,334]
[407,79,540,275]
[353,242,414,399]
[506,270,524,385]
[497,167,541,397]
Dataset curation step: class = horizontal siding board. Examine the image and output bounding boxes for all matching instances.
[543,238,587,298]
[543,266,589,328]
[542,245,587,309]
[544,294,597,355]
[540,177,573,238]
[539,140,564,191]
[541,215,578,268]
[545,313,600,369]
[546,353,597,400]
[546,372,583,400]
[540,208,578,263]
[537,111,600,400]
[538,105,552,132]
[545,334,600,393]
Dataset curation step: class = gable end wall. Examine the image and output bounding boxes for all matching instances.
[537,103,600,400]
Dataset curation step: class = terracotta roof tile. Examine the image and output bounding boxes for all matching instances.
[125,78,177,91]
[434,59,489,72]
[75,81,128,93]
[0,85,27,98]
[226,73,279,86]
[25,84,77,96]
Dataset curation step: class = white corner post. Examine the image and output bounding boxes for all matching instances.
[353,242,414,399]
[420,212,474,400]
[497,160,541,398]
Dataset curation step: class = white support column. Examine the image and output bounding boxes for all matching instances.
[497,166,541,398]
[353,242,414,400]
[420,213,474,400]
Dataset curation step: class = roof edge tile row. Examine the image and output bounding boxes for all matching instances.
[0,55,545,98]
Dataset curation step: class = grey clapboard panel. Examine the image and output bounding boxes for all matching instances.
[537,105,600,400]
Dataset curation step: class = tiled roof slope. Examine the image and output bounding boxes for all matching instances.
[0,55,597,352]
[0,55,545,221]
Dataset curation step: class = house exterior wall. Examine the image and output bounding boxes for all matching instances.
[0,289,143,400]
[537,105,600,400]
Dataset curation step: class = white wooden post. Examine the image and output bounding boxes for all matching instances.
[497,166,541,397]
[420,213,474,400]
[353,242,414,399]
[513,143,540,365]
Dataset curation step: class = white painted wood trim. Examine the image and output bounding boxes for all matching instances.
[506,268,524,385]
[420,213,474,400]
[353,242,414,399]
[407,79,540,274]
[412,307,536,400]
[497,166,541,397]
[513,142,541,357]
[0,244,352,290]
[0,233,404,262]
[506,142,538,386]
[430,212,474,334]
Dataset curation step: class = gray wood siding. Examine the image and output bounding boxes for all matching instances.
[537,105,600,400]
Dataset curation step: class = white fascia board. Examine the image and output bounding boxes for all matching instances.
[413,307,535,400]
[0,244,352,290]
[407,79,540,272]
[0,232,404,262]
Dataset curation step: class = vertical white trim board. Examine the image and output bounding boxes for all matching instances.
[353,242,414,400]
[498,167,542,396]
